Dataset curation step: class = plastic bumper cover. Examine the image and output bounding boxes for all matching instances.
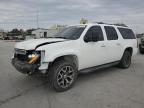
[11,58,38,74]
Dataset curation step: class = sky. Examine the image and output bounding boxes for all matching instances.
[0,0,144,33]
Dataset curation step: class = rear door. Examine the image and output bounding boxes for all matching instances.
[104,26,123,62]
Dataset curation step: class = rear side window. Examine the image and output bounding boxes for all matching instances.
[104,26,118,40]
[118,28,136,39]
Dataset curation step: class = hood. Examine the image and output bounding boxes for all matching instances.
[15,38,66,50]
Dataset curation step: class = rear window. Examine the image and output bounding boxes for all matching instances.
[118,28,136,39]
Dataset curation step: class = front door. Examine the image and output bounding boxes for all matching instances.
[79,26,108,69]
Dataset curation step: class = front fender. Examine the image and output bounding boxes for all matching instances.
[35,40,80,67]
[42,50,80,63]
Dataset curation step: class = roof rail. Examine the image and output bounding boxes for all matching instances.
[113,24,128,27]
[93,22,128,27]
[94,22,108,24]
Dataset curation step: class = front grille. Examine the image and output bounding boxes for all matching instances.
[16,54,27,61]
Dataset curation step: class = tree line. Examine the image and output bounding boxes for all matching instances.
[7,28,36,37]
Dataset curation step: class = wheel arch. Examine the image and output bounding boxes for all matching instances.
[124,47,133,55]
[49,54,79,69]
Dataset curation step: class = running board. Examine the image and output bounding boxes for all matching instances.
[79,61,120,73]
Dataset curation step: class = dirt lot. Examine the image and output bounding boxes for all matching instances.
[0,40,144,108]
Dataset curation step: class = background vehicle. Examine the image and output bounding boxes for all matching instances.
[11,23,138,92]
[139,37,144,54]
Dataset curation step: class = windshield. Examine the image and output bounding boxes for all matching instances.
[53,26,85,40]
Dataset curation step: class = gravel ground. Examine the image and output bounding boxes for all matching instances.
[0,40,144,108]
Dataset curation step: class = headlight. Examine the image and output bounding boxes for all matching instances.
[28,51,40,59]
[28,54,37,58]
[28,55,40,64]
[27,51,41,64]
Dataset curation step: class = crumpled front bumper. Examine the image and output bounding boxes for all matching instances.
[11,58,38,74]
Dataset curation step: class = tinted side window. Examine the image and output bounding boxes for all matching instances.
[93,26,104,41]
[104,26,118,40]
[85,26,104,41]
[118,28,136,39]
[85,28,93,41]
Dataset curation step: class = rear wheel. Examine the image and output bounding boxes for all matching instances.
[48,60,78,92]
[119,51,132,68]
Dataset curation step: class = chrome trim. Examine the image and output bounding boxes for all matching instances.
[14,48,26,55]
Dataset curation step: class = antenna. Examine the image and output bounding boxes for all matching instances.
[36,10,39,29]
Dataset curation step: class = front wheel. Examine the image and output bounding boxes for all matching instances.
[48,60,78,92]
[119,51,132,69]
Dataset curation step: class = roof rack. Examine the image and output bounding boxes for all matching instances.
[113,24,128,27]
[93,22,128,27]
[95,22,108,24]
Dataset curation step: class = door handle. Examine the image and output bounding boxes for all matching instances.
[116,43,121,46]
[101,45,106,47]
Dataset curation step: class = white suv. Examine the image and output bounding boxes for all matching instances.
[12,23,138,92]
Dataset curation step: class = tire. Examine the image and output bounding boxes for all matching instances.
[119,50,132,69]
[48,60,78,92]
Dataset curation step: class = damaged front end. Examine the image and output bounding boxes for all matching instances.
[11,49,41,74]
